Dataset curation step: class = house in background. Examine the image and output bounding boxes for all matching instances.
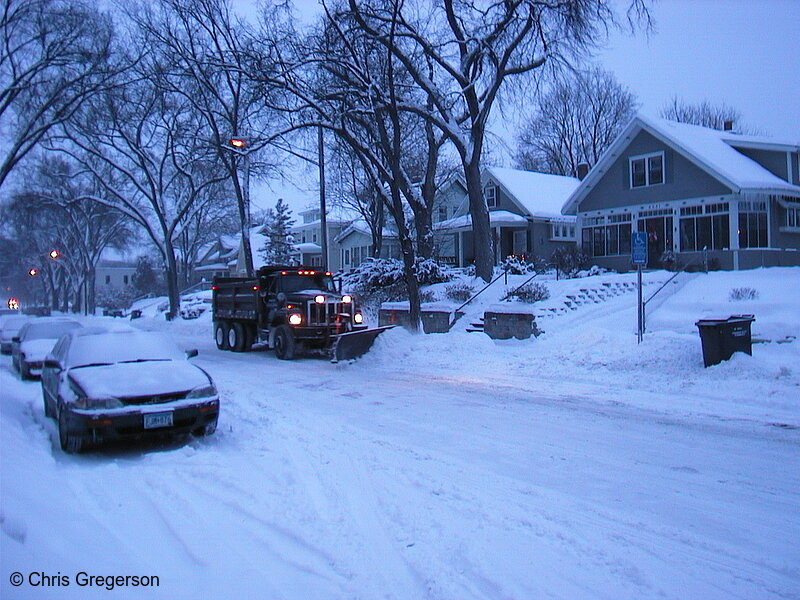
[434,166,580,267]
[562,114,800,270]
[95,248,137,289]
[334,220,401,271]
[193,233,241,282]
[291,205,361,270]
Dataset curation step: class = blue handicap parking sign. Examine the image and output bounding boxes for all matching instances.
[631,231,648,265]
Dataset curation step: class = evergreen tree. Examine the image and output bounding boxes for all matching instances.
[259,198,296,265]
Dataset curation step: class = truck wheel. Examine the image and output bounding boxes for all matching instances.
[273,325,296,360]
[243,325,255,351]
[215,322,229,350]
[230,322,246,352]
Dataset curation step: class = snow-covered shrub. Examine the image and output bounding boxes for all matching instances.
[551,246,588,278]
[500,255,534,275]
[502,282,550,303]
[660,250,677,271]
[418,289,437,303]
[576,265,608,278]
[96,285,138,311]
[729,287,759,301]
[462,264,477,277]
[341,257,454,293]
[444,281,475,303]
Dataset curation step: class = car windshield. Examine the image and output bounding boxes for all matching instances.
[21,320,81,341]
[66,331,186,369]
[280,274,337,293]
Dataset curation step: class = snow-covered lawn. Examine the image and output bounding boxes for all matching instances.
[2,267,798,599]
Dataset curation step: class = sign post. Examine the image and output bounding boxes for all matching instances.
[631,231,648,344]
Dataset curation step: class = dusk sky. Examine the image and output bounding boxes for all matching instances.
[243,0,800,213]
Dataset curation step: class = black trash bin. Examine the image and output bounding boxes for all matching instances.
[695,314,755,368]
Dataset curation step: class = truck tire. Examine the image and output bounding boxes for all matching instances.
[229,322,246,352]
[214,322,229,350]
[273,325,296,360]
[244,325,256,351]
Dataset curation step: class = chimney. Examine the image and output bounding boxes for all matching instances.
[723,120,734,131]
[576,162,590,180]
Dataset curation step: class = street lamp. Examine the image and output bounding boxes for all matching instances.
[221,136,254,277]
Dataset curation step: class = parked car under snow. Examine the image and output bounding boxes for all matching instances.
[12,317,83,378]
[41,328,219,453]
[0,314,29,354]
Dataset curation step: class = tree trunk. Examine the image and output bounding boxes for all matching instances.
[163,243,181,320]
[463,159,493,281]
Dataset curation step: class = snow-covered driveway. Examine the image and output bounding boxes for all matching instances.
[2,319,798,599]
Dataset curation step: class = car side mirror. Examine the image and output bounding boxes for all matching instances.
[11,336,20,343]
[186,349,199,359]
[44,359,61,370]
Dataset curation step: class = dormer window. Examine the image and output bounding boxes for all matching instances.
[484,183,497,208]
[630,152,664,188]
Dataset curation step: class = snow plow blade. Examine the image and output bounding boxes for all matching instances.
[331,326,395,363]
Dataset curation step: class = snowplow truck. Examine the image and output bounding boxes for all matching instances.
[212,266,389,361]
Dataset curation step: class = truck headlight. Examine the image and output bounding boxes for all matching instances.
[353,312,364,324]
[342,295,352,304]
[314,295,325,304]
[288,313,303,325]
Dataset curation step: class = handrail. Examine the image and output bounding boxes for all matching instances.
[453,269,507,315]
[643,259,700,306]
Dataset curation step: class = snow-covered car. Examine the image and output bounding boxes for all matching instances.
[0,314,29,354]
[12,317,83,378]
[41,328,220,453]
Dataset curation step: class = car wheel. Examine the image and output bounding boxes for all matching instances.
[58,408,84,454]
[19,360,30,380]
[230,322,246,352]
[214,322,229,350]
[273,325,296,360]
[43,392,55,419]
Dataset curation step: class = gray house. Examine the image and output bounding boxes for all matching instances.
[562,115,800,270]
[334,220,401,271]
[434,167,580,266]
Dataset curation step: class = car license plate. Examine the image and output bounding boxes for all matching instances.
[143,411,173,429]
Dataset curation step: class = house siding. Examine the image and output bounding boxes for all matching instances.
[579,130,731,212]
[734,147,789,181]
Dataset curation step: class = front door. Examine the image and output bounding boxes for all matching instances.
[640,217,673,268]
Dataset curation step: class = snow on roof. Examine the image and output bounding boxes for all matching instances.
[434,210,529,231]
[638,115,800,193]
[294,242,322,253]
[334,219,397,243]
[486,167,581,219]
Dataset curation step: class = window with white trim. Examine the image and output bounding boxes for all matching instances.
[438,206,448,221]
[739,200,768,248]
[680,203,729,251]
[629,152,665,188]
[786,206,800,228]
[550,223,576,240]
[484,184,497,208]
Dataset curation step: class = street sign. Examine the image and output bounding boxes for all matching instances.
[631,231,648,266]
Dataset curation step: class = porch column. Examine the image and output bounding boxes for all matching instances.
[729,198,740,270]
[458,231,464,267]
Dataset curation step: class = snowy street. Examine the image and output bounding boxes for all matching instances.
[2,269,800,599]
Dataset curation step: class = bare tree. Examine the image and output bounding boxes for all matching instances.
[127,0,291,277]
[660,97,744,131]
[515,66,638,176]
[55,52,228,319]
[344,0,650,282]
[0,156,132,312]
[0,0,119,188]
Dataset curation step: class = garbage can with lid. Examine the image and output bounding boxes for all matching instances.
[695,314,755,368]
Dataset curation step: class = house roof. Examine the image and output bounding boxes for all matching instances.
[485,167,581,219]
[294,242,322,254]
[434,210,529,232]
[334,219,398,244]
[562,114,800,215]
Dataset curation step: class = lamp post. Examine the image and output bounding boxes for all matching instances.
[222,136,254,277]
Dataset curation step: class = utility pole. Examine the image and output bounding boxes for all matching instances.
[318,126,328,269]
